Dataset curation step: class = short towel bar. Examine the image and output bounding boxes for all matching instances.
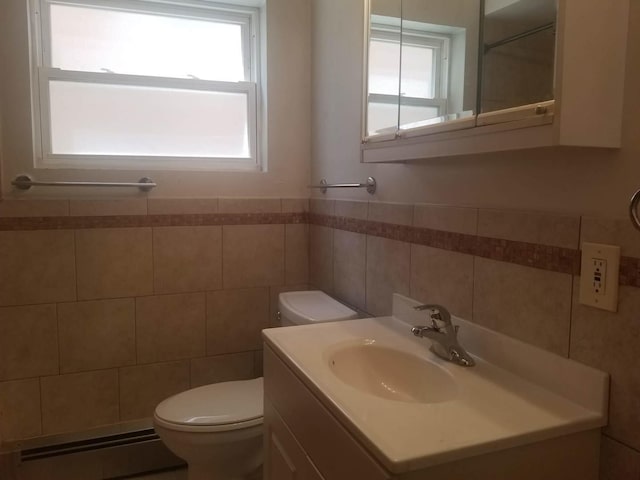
[308,177,377,195]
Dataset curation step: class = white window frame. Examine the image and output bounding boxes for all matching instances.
[29,0,263,172]
[367,24,450,138]
[399,28,449,121]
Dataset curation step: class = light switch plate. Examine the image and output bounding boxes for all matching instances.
[579,242,620,312]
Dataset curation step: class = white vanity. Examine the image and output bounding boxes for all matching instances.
[262,294,608,480]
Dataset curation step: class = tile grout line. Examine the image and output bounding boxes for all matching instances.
[407,204,415,300]
[72,230,79,303]
[38,375,44,436]
[567,215,583,359]
[204,289,210,360]
[54,304,61,377]
[116,361,122,422]
[150,226,156,296]
[471,209,480,322]
[364,210,370,312]
[134,297,139,366]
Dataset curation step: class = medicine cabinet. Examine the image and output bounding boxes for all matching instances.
[362,0,629,163]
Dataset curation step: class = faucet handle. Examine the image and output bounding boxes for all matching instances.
[413,304,434,311]
[413,304,452,326]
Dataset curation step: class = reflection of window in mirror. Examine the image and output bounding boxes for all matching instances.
[367,22,454,136]
[365,0,480,141]
[399,29,449,129]
[367,21,402,136]
[481,0,557,114]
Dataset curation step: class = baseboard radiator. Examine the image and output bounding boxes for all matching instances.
[21,428,159,462]
[9,426,185,479]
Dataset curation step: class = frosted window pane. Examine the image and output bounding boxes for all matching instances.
[49,81,249,158]
[368,102,399,135]
[50,5,245,81]
[369,39,401,96]
[401,45,435,99]
[400,104,439,127]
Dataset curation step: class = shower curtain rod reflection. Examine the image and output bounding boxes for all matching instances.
[484,22,555,54]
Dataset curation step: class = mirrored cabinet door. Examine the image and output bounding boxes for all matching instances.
[399,0,480,134]
[364,0,481,140]
[480,0,557,118]
[366,0,402,139]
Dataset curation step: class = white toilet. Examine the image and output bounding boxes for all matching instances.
[278,290,358,327]
[153,290,357,480]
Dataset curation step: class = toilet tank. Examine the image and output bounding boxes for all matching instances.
[278,291,358,327]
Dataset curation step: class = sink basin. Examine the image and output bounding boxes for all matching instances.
[325,341,458,404]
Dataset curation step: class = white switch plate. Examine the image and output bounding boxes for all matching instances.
[579,242,620,312]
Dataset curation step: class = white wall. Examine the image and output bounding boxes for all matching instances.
[0,0,311,199]
[311,0,640,219]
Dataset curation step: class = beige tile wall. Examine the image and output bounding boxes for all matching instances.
[0,198,309,442]
[3,196,640,476]
[41,370,119,435]
[75,228,153,300]
[0,231,76,306]
[333,230,366,310]
[365,235,411,316]
[152,226,223,294]
[58,299,136,373]
[308,198,640,477]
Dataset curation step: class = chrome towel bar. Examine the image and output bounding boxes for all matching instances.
[630,189,640,231]
[308,177,377,195]
[11,175,156,192]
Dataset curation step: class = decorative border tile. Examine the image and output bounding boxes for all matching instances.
[0,213,307,231]
[413,227,476,256]
[311,213,591,280]
[475,237,579,275]
[1,209,638,287]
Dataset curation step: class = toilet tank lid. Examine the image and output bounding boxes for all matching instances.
[154,378,263,426]
[279,290,358,324]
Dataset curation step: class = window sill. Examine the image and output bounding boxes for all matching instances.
[35,155,261,173]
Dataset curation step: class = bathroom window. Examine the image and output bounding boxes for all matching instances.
[29,0,263,171]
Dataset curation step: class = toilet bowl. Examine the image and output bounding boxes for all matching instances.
[154,378,263,480]
[154,291,357,480]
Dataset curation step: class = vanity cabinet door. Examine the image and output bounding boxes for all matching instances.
[265,399,325,480]
[264,346,391,480]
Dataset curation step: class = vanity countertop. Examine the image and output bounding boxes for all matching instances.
[262,294,608,474]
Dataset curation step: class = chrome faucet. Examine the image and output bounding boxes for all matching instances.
[411,304,475,367]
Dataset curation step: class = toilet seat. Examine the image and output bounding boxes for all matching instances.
[154,378,263,433]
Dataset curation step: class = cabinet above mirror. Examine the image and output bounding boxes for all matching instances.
[362,0,629,163]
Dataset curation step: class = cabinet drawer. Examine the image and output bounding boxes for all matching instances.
[264,345,390,480]
[265,399,325,480]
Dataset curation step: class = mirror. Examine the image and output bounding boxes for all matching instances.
[366,0,402,137]
[363,0,558,143]
[399,0,479,132]
[481,0,557,114]
[365,0,480,139]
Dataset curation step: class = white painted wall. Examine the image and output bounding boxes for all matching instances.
[311,0,640,219]
[0,0,311,198]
